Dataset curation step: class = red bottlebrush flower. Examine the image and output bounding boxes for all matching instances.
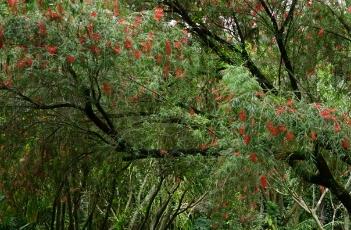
[134,15,143,27]
[277,124,287,133]
[91,33,101,42]
[0,41,3,49]
[199,143,208,151]
[123,26,129,34]
[154,7,164,21]
[334,122,341,133]
[320,108,336,121]
[266,121,279,137]
[90,11,97,17]
[26,58,33,67]
[56,3,64,15]
[238,126,245,136]
[90,45,100,55]
[113,0,119,16]
[318,28,324,37]
[174,40,182,49]
[341,137,350,150]
[260,175,268,190]
[3,79,13,88]
[286,98,294,107]
[133,50,142,59]
[275,106,285,115]
[102,82,112,95]
[180,37,188,44]
[16,58,32,69]
[165,40,172,56]
[243,135,251,145]
[47,8,61,21]
[285,131,295,141]
[141,41,152,53]
[175,68,184,78]
[238,110,247,122]
[310,131,317,141]
[112,44,121,54]
[163,64,170,78]
[47,45,58,55]
[87,23,94,36]
[155,53,162,64]
[7,0,16,7]
[313,103,321,109]
[348,6,351,13]
[124,38,132,49]
[38,22,47,35]
[249,153,257,162]
[66,55,75,63]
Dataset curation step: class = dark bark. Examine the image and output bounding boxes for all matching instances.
[312,144,351,214]
[286,146,351,214]
[259,0,301,99]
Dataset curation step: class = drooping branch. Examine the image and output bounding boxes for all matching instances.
[285,146,351,214]
[163,0,275,92]
[311,144,351,214]
[0,86,82,110]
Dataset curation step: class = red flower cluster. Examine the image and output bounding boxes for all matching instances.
[89,45,100,55]
[46,8,61,21]
[239,126,245,136]
[243,135,251,145]
[113,0,119,16]
[133,50,142,59]
[341,137,350,150]
[90,11,97,17]
[7,0,16,8]
[260,175,268,190]
[266,121,287,137]
[38,22,47,35]
[66,55,75,64]
[249,152,257,162]
[285,131,295,142]
[112,43,121,55]
[266,121,279,136]
[165,39,172,56]
[47,45,58,55]
[154,7,164,21]
[238,109,247,121]
[16,58,33,69]
[124,38,132,49]
[141,40,152,53]
[102,82,112,96]
[319,108,336,121]
[310,131,317,141]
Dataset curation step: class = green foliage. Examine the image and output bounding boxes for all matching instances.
[0,0,351,229]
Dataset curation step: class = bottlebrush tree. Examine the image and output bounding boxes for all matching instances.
[0,0,351,229]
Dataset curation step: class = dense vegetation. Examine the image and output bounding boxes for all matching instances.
[1,0,351,229]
